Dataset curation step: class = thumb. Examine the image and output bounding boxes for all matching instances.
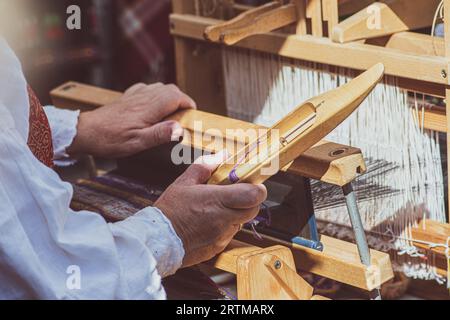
[176,150,229,186]
[139,120,184,149]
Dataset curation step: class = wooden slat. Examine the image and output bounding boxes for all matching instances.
[412,220,450,256]
[411,220,449,277]
[306,0,323,37]
[293,0,307,35]
[383,32,445,57]
[322,0,339,34]
[413,107,447,133]
[236,230,394,291]
[50,82,367,186]
[169,14,449,85]
[332,0,441,43]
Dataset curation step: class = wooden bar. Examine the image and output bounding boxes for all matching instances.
[332,0,441,43]
[51,82,367,187]
[322,0,339,34]
[293,0,307,35]
[411,220,450,277]
[213,240,315,300]
[235,230,394,291]
[412,220,450,256]
[306,0,323,37]
[384,32,445,57]
[169,13,450,132]
[169,14,450,85]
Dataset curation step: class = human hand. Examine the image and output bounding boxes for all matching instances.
[68,83,196,158]
[155,152,267,267]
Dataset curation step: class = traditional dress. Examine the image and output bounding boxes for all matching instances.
[0,38,184,299]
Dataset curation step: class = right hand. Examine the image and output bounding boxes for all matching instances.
[155,152,267,267]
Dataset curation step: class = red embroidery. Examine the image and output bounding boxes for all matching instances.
[27,85,54,168]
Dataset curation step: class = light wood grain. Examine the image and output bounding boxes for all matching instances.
[412,220,450,256]
[169,13,449,85]
[51,82,367,186]
[214,241,314,299]
[306,0,323,37]
[332,0,441,43]
[236,230,394,291]
[207,63,384,185]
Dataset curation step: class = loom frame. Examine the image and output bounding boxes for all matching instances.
[170,0,450,222]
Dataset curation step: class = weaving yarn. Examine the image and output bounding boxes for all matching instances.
[222,47,447,282]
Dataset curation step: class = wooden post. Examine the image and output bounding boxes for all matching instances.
[306,0,323,37]
[293,0,307,35]
[445,0,450,222]
[171,0,227,115]
[322,0,339,36]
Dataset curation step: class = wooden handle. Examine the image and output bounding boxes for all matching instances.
[204,2,298,45]
[204,1,282,42]
[50,81,367,186]
[207,63,384,185]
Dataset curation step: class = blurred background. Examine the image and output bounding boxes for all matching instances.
[0,0,175,105]
[0,0,267,104]
[0,0,272,180]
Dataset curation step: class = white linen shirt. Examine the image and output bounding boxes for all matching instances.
[0,38,184,299]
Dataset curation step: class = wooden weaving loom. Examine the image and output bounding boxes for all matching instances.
[51,67,394,300]
[169,0,450,294]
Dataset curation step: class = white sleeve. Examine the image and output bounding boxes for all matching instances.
[0,102,184,299]
[43,106,80,167]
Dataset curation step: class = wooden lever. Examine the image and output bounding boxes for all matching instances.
[204,1,282,42]
[204,2,298,45]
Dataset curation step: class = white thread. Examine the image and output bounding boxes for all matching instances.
[221,47,447,282]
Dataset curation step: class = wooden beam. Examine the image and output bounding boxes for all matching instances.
[169,14,450,85]
[293,0,307,35]
[383,32,445,57]
[306,0,323,37]
[332,0,441,43]
[50,82,367,187]
[411,220,449,277]
[412,220,450,256]
[413,107,447,133]
[322,0,339,34]
[235,230,394,291]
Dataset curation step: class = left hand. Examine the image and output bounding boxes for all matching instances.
[68,83,196,158]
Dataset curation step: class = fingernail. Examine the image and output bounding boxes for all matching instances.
[170,122,184,142]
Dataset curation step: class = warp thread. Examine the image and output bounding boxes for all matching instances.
[221,46,447,281]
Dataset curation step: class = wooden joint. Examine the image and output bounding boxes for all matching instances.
[214,241,314,300]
